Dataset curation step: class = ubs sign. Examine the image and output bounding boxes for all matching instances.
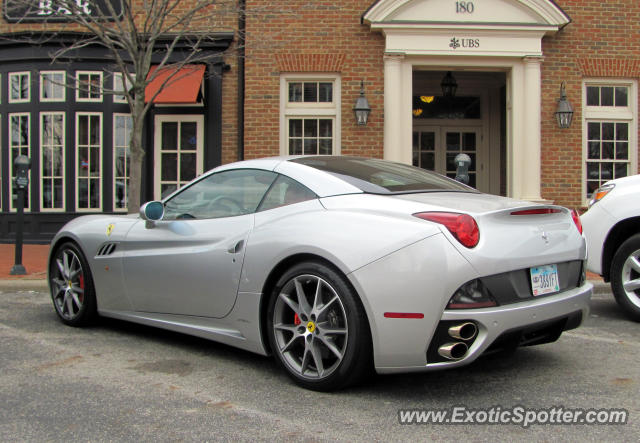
[4,0,122,22]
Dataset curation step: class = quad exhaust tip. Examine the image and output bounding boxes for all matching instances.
[448,322,478,341]
[438,342,468,360]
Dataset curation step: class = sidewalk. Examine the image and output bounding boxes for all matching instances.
[1,241,608,293]
[0,243,50,290]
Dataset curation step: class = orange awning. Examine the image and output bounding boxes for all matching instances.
[145,64,206,104]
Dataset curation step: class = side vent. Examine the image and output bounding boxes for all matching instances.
[96,242,118,257]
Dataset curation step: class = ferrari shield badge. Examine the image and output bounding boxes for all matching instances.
[106,223,115,236]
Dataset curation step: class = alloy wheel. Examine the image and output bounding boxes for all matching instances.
[621,248,640,309]
[272,274,348,380]
[50,248,86,321]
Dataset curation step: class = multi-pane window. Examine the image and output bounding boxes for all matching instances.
[586,85,628,107]
[9,72,30,103]
[40,71,66,102]
[40,113,65,210]
[281,75,340,156]
[76,113,102,210]
[76,71,102,102]
[159,120,199,197]
[9,113,30,210]
[113,114,132,211]
[288,118,333,155]
[583,81,637,200]
[586,122,629,194]
[288,81,333,103]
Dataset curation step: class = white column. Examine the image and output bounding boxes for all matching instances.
[383,53,407,163]
[520,56,544,202]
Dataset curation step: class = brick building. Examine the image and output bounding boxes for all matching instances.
[0,0,638,242]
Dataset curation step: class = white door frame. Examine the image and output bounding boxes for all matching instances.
[385,55,543,201]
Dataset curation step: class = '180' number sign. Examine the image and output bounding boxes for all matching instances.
[456,1,474,13]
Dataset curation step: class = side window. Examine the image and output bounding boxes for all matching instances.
[163,169,277,220]
[259,175,317,211]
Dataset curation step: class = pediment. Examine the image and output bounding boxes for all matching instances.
[363,0,570,29]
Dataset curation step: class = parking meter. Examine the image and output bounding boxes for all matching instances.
[454,153,471,186]
[14,155,31,190]
[10,155,31,275]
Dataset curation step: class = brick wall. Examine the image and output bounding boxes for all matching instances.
[244,1,385,160]
[541,1,640,207]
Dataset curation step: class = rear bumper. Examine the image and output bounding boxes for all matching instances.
[375,282,592,373]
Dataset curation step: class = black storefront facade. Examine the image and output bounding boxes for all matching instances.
[0,32,233,243]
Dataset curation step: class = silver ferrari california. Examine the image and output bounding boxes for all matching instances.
[48,156,592,390]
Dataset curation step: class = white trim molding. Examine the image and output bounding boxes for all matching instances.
[363,0,570,28]
[279,73,341,156]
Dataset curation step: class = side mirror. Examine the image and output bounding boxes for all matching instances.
[140,201,164,227]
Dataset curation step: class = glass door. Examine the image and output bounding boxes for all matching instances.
[154,115,204,199]
[443,129,479,188]
[413,126,482,190]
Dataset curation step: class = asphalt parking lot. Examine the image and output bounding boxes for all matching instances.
[1,287,638,441]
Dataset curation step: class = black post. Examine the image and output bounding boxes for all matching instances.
[10,155,31,275]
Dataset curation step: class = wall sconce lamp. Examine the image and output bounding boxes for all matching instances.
[441,71,457,98]
[353,80,371,126]
[555,82,574,129]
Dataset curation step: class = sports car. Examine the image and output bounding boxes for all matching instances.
[48,156,592,391]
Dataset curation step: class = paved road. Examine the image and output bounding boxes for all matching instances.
[1,288,638,441]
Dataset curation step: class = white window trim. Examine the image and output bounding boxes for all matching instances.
[279,73,341,156]
[40,71,66,102]
[75,112,103,211]
[40,112,66,212]
[582,79,638,205]
[9,112,31,211]
[9,71,31,103]
[113,113,131,212]
[76,71,103,102]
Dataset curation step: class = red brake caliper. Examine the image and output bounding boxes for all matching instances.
[294,313,301,326]
[78,275,85,302]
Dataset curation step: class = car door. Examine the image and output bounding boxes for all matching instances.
[122,168,278,318]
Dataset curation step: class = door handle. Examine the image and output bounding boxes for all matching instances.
[227,240,244,254]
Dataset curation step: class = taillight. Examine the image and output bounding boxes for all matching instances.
[414,212,479,248]
[510,208,561,216]
[571,209,583,234]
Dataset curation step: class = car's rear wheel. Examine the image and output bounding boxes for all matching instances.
[267,261,372,391]
[49,242,97,326]
[611,234,640,321]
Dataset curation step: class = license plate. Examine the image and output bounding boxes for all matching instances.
[530,264,560,296]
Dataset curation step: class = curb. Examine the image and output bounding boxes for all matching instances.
[591,280,611,296]
[0,279,49,291]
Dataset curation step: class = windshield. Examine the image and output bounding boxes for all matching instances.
[290,156,477,194]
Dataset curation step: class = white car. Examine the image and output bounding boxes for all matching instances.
[581,174,640,320]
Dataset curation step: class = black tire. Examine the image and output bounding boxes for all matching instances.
[610,234,640,322]
[49,242,98,326]
[266,261,372,391]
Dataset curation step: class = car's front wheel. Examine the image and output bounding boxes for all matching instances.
[611,234,640,321]
[49,242,97,326]
[267,261,372,391]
